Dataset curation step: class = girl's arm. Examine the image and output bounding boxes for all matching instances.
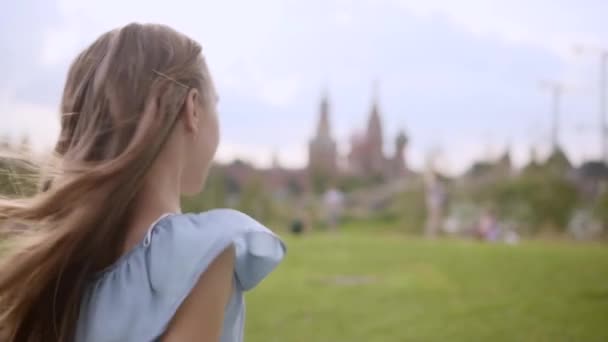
[162,245,235,342]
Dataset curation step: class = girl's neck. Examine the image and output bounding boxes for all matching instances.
[122,154,182,255]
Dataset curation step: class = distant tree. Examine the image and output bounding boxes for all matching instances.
[480,172,579,232]
[181,166,227,213]
[370,173,386,185]
[224,174,241,195]
[237,175,275,222]
[393,186,427,233]
[337,175,381,193]
[544,147,572,177]
[593,189,608,229]
[310,171,329,194]
[286,177,303,197]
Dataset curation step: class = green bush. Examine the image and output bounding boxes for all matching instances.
[181,167,227,213]
[236,175,276,223]
[593,189,608,227]
[480,173,579,232]
[390,185,427,233]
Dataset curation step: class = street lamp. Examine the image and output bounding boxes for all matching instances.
[573,44,608,163]
[539,80,566,151]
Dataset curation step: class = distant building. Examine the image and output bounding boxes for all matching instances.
[307,87,409,186]
[348,96,385,177]
[222,85,410,198]
[346,91,409,180]
[308,92,338,179]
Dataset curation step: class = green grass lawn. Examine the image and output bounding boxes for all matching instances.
[245,232,608,342]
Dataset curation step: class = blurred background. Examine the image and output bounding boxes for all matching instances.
[2,0,608,341]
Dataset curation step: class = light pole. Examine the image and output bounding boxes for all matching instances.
[539,80,565,151]
[573,45,608,163]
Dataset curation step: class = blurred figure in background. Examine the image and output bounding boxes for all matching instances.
[323,186,344,231]
[477,208,500,241]
[424,171,447,238]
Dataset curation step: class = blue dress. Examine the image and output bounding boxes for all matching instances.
[75,209,286,342]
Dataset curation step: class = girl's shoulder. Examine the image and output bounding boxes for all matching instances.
[77,209,285,341]
[148,209,286,292]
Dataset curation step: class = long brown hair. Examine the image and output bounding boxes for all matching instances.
[0,23,211,341]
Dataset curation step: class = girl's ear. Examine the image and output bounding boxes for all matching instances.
[182,89,200,133]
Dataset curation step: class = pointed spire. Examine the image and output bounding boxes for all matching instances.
[371,79,380,113]
[316,89,331,139]
[321,87,329,115]
[365,80,384,165]
[309,87,338,178]
[367,80,382,140]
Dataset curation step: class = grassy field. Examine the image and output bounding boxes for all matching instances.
[245,232,608,342]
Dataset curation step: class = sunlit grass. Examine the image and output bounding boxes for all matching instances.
[1,226,605,341]
[246,231,608,342]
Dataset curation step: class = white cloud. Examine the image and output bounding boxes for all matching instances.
[257,75,302,108]
[335,10,354,27]
[2,0,606,173]
[218,66,302,108]
[40,26,82,67]
[395,0,606,59]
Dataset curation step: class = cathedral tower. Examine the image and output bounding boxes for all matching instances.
[308,91,337,178]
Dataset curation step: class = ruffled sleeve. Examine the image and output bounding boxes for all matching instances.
[148,209,286,297]
[75,209,286,342]
[231,217,286,291]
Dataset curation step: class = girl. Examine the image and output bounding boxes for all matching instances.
[0,23,285,341]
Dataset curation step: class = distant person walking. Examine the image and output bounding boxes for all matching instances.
[477,209,499,241]
[424,172,446,237]
[323,187,344,231]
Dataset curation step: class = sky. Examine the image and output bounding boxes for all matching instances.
[1,0,608,175]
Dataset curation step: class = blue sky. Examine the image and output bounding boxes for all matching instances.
[1,0,607,174]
